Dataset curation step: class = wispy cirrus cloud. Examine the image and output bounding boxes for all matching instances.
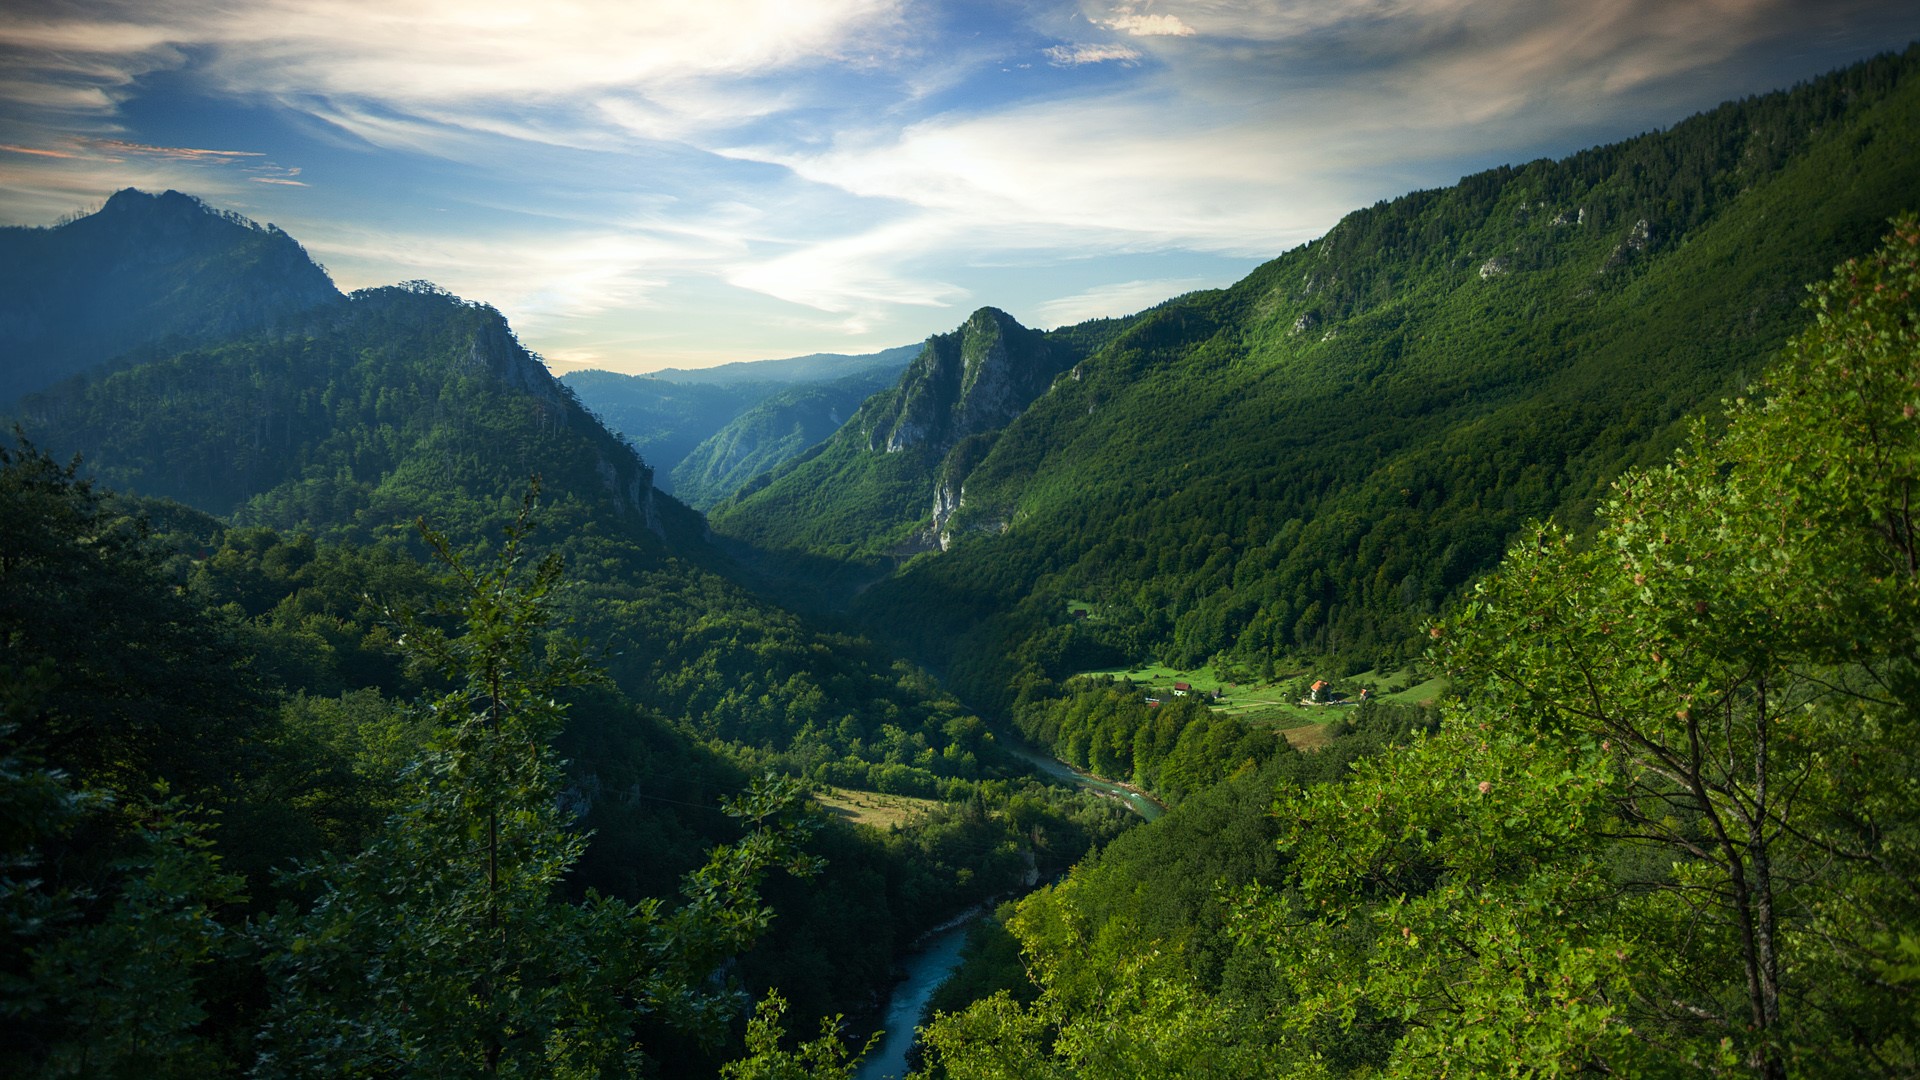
[726,217,970,315]
[0,142,82,159]
[729,93,1356,258]
[0,0,909,135]
[91,139,262,161]
[1027,277,1212,327]
[1045,42,1144,66]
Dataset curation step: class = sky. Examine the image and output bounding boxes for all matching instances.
[2,2,1918,374]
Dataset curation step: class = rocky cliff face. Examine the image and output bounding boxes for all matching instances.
[863,308,1065,458]
[835,308,1069,553]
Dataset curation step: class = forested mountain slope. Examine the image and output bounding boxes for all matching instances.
[670,363,908,509]
[1,201,1137,1073]
[0,188,341,404]
[925,212,1920,1080]
[562,343,912,506]
[13,280,685,546]
[6,271,1068,809]
[807,45,1920,706]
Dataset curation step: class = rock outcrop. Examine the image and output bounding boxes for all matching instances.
[862,308,1065,458]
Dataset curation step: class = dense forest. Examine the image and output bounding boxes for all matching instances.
[4,45,1920,1080]
[0,208,1133,1075]
[919,214,1920,1080]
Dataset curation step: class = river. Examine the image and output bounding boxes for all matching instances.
[854,919,973,1080]
[853,742,1163,1079]
[1001,742,1166,822]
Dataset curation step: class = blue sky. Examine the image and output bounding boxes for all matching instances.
[3,1,1918,373]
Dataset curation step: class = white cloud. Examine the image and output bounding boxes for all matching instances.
[1103,12,1196,37]
[726,218,969,313]
[0,16,177,54]
[1044,42,1144,66]
[5,1,903,94]
[299,222,706,329]
[735,94,1354,258]
[91,139,262,161]
[0,0,910,149]
[1027,277,1211,327]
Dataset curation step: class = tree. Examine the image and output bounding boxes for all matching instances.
[0,434,269,805]
[719,991,872,1080]
[1231,216,1920,1076]
[2,672,246,1079]
[0,442,261,1078]
[256,490,821,1077]
[919,880,1278,1079]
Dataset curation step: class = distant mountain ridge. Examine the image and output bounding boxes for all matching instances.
[0,188,341,404]
[646,344,920,386]
[560,370,769,495]
[669,363,905,509]
[562,345,916,501]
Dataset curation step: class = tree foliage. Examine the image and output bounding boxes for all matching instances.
[255,500,823,1077]
[928,216,1920,1077]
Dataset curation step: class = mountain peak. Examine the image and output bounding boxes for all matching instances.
[0,188,342,404]
[91,188,266,236]
[864,307,1059,456]
[100,186,202,215]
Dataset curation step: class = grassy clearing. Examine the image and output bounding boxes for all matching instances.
[1236,703,1329,726]
[1280,724,1336,751]
[1078,662,1256,698]
[1233,702,1342,753]
[1069,660,1445,754]
[1344,665,1450,705]
[1075,662,1315,714]
[1386,675,1449,704]
[813,787,941,830]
